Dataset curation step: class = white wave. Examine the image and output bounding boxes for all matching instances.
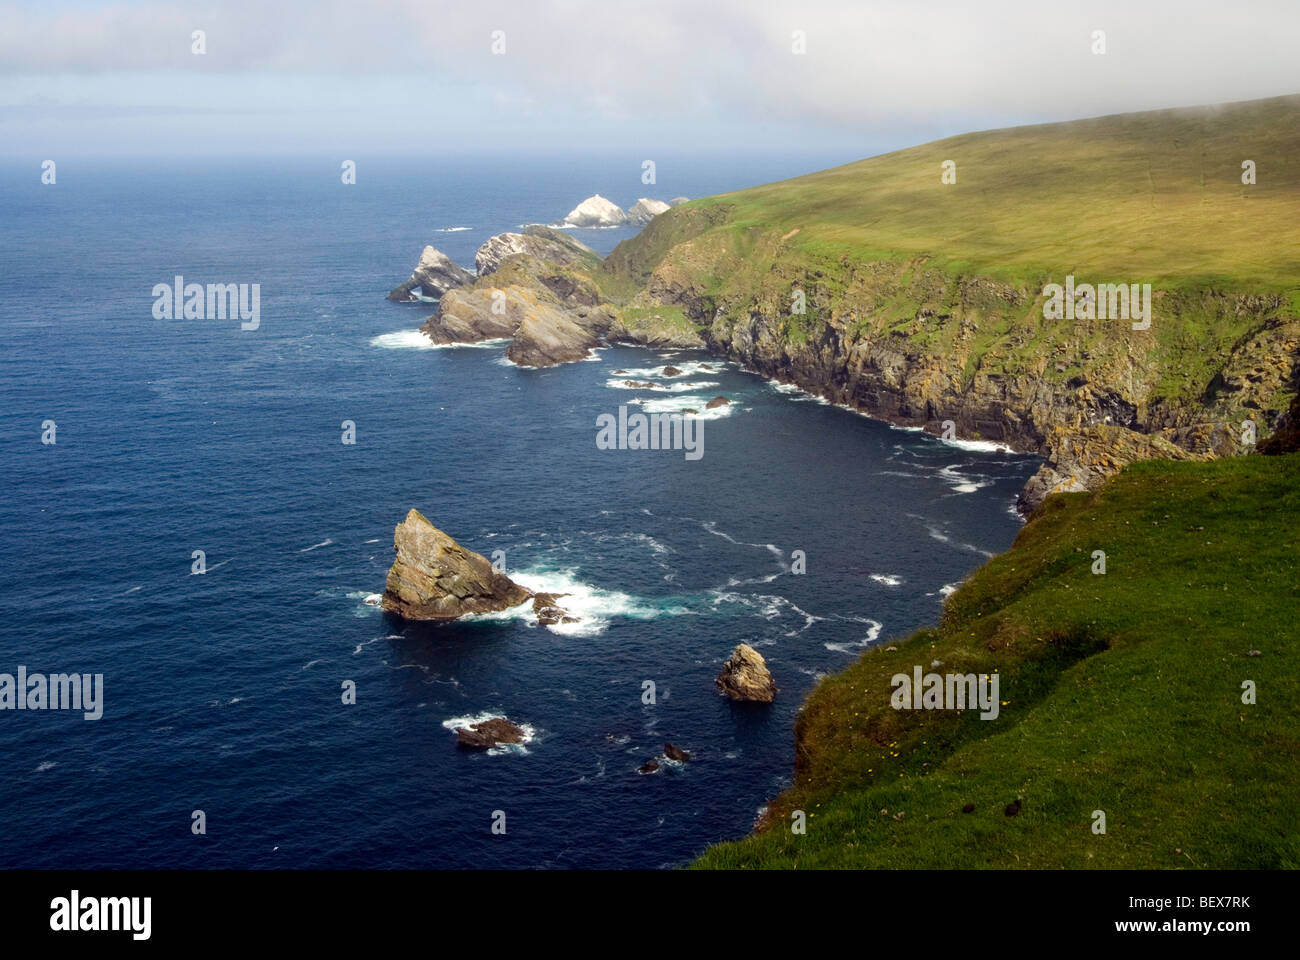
[363,593,382,606]
[299,539,333,553]
[939,436,1017,453]
[441,711,537,755]
[370,329,510,351]
[937,464,993,494]
[434,226,472,232]
[825,619,883,654]
[769,379,830,404]
[870,574,903,586]
[939,583,960,598]
[613,361,725,379]
[301,659,328,670]
[463,566,687,637]
[701,521,784,561]
[631,395,734,420]
[34,761,56,773]
[605,377,720,393]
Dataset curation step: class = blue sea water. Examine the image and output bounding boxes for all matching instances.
[0,154,1038,868]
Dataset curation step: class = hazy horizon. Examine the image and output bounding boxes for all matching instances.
[4,0,1300,158]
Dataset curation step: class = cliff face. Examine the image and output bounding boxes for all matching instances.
[595,205,1297,511]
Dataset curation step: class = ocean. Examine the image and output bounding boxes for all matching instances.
[0,154,1039,868]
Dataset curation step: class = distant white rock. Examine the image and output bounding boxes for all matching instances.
[668,197,689,206]
[562,194,628,228]
[625,198,672,225]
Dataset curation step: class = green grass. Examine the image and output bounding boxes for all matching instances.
[599,94,1300,425]
[692,95,1300,291]
[695,452,1300,868]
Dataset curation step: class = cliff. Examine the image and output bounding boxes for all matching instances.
[695,451,1300,868]
[591,95,1300,510]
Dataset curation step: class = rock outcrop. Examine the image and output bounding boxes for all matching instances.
[387,246,475,302]
[420,284,528,344]
[455,716,527,750]
[1017,425,1214,514]
[625,198,671,225]
[475,225,600,277]
[705,396,730,409]
[716,643,777,702]
[562,194,628,228]
[532,593,577,625]
[380,510,532,620]
[505,301,615,367]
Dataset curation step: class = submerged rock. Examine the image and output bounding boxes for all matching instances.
[705,396,730,410]
[380,509,532,620]
[663,743,691,762]
[456,716,527,750]
[387,245,474,302]
[662,365,683,377]
[533,592,578,625]
[639,758,660,774]
[716,643,777,702]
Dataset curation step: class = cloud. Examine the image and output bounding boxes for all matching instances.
[2,0,1299,152]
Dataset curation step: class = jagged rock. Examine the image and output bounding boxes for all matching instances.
[1259,392,1300,454]
[663,743,691,762]
[625,198,671,225]
[716,643,777,702]
[380,509,532,620]
[623,380,661,390]
[1017,425,1212,515]
[387,246,474,302]
[475,226,599,277]
[506,303,603,367]
[456,717,527,750]
[705,396,730,409]
[562,195,628,228]
[662,365,683,376]
[682,408,699,415]
[532,593,577,625]
[420,284,530,344]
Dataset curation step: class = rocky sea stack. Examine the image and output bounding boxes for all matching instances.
[716,643,777,702]
[380,510,532,620]
[387,245,475,302]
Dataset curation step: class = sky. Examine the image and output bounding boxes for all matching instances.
[2,0,1299,158]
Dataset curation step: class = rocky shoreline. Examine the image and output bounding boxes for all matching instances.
[386,195,1296,515]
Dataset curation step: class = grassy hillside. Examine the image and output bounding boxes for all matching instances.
[601,95,1300,442]
[695,451,1300,868]
[617,94,1300,292]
